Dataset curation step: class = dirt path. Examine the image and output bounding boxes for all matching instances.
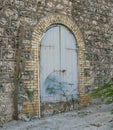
[1,104,113,130]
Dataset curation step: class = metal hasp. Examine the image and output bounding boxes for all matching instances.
[40,25,78,102]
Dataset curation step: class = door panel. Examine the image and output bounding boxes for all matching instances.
[40,25,78,102]
[60,26,78,99]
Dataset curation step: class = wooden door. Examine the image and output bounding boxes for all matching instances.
[40,25,78,102]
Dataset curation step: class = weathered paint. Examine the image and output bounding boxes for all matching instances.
[40,25,78,102]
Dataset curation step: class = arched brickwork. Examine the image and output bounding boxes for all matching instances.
[25,14,86,117]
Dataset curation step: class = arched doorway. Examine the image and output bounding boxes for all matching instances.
[27,14,85,118]
[40,24,78,103]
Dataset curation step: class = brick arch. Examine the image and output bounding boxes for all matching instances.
[26,14,86,117]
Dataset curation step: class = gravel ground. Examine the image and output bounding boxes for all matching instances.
[1,104,113,130]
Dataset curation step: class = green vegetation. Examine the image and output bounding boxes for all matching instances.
[90,78,113,112]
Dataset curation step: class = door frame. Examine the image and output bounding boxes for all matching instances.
[29,14,85,118]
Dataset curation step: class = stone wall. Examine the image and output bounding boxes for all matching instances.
[72,0,113,92]
[0,0,113,123]
[0,0,73,123]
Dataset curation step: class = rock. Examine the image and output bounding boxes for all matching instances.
[56,4,64,10]
[18,114,31,122]
[92,20,98,25]
[90,123,102,127]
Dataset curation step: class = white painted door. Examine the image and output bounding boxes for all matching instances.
[40,25,78,102]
